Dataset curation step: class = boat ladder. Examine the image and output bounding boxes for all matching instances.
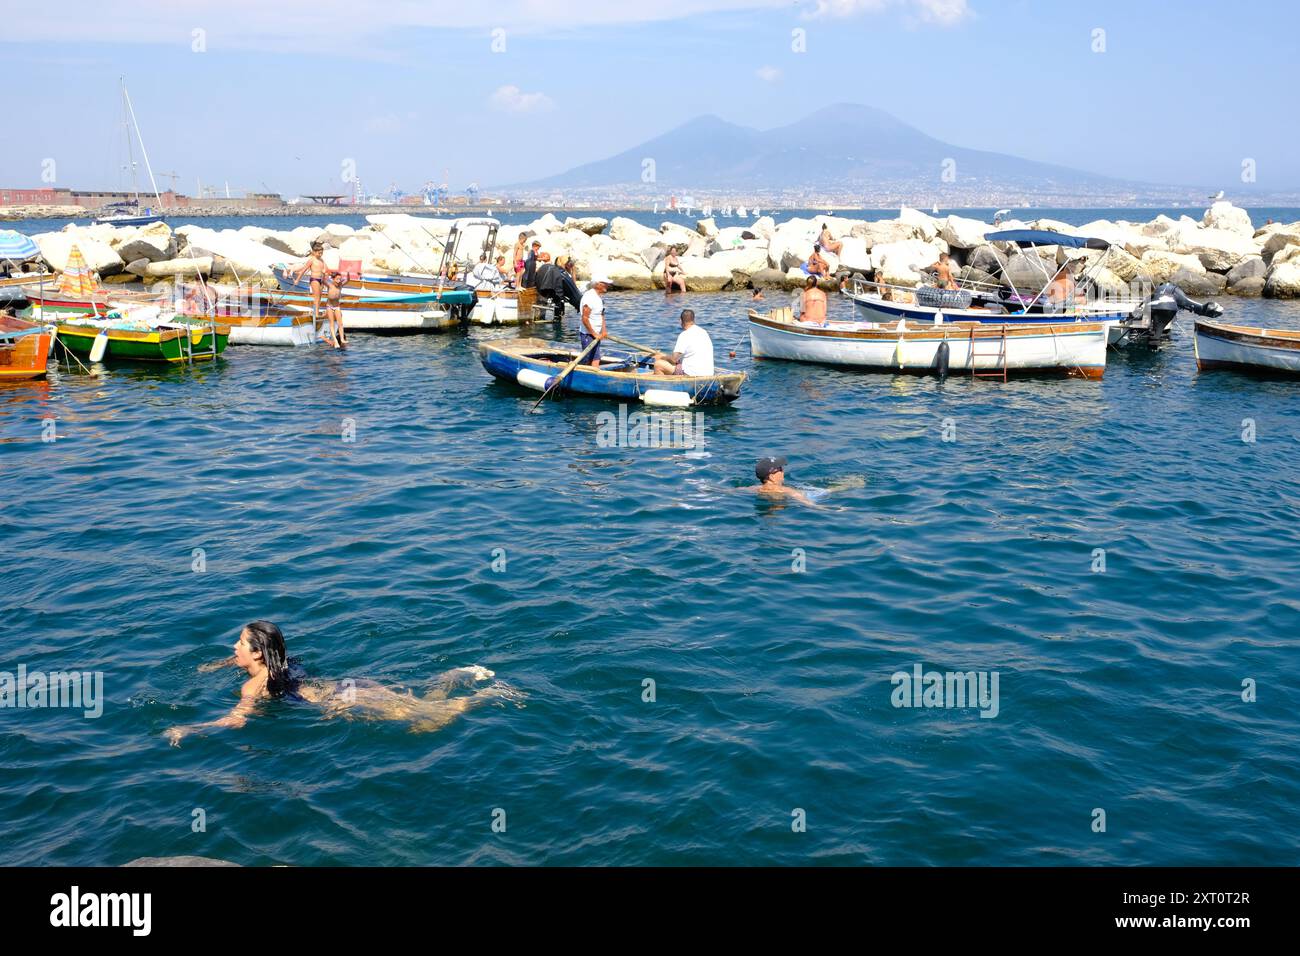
[969,324,1008,382]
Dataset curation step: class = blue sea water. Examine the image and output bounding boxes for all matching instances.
[7,205,1300,237]
[2,290,1299,866]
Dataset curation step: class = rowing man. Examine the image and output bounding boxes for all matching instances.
[580,274,612,368]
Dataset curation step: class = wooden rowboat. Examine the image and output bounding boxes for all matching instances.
[1194,319,1300,377]
[56,317,230,363]
[480,337,746,406]
[177,309,316,347]
[0,315,54,380]
[747,309,1108,379]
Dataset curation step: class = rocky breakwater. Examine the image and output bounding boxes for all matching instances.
[14,201,1300,299]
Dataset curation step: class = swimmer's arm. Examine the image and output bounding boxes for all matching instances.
[788,487,821,507]
[197,656,238,673]
[164,693,258,746]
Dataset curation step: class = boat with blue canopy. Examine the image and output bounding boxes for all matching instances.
[844,228,1152,345]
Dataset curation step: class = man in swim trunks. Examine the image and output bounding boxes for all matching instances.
[1044,259,1081,310]
[925,252,958,290]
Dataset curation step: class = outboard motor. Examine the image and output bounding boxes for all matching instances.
[534,263,581,319]
[1126,282,1224,346]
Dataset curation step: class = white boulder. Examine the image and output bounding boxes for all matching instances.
[897,207,940,240]
[562,216,608,235]
[1140,249,1205,283]
[1201,201,1253,237]
[836,236,872,274]
[872,239,943,287]
[1164,224,1257,272]
[940,215,991,250]
[608,216,661,246]
[34,231,124,275]
[709,246,771,284]
[850,219,920,248]
[1263,261,1300,298]
[585,256,654,291]
[145,257,213,278]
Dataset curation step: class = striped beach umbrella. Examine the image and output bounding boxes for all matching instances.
[0,229,40,263]
[58,244,102,298]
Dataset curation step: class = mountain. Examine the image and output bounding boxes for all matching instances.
[507,103,1146,198]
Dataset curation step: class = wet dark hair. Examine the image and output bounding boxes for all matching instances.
[242,621,299,698]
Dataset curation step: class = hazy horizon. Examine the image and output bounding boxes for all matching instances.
[4,0,1296,199]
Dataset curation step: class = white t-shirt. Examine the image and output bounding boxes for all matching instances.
[580,289,605,334]
[673,323,714,376]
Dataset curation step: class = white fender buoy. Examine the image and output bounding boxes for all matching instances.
[642,388,692,407]
[515,368,551,391]
[89,330,109,362]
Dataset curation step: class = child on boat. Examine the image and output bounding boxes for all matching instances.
[323,270,347,348]
[290,241,329,323]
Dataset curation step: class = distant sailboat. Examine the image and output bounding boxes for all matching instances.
[931,204,939,214]
[95,77,166,226]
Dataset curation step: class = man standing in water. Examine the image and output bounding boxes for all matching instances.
[579,275,611,368]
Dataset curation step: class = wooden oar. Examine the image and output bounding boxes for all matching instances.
[605,333,662,356]
[528,338,599,413]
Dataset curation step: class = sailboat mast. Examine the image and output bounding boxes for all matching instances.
[121,78,163,208]
[121,77,139,205]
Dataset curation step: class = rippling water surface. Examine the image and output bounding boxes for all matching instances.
[3,292,1299,865]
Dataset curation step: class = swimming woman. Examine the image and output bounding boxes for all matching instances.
[164,621,515,745]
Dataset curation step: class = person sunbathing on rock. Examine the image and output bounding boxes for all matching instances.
[163,621,518,745]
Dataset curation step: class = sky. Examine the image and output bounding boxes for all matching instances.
[3,0,1296,198]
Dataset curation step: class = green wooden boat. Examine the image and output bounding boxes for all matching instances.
[56,320,231,363]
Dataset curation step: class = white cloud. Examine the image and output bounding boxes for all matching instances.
[489,85,554,113]
[756,65,781,82]
[806,0,970,26]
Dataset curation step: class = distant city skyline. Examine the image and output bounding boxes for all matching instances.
[4,0,1297,199]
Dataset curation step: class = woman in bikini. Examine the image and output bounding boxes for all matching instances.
[163,621,517,745]
[663,247,686,293]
